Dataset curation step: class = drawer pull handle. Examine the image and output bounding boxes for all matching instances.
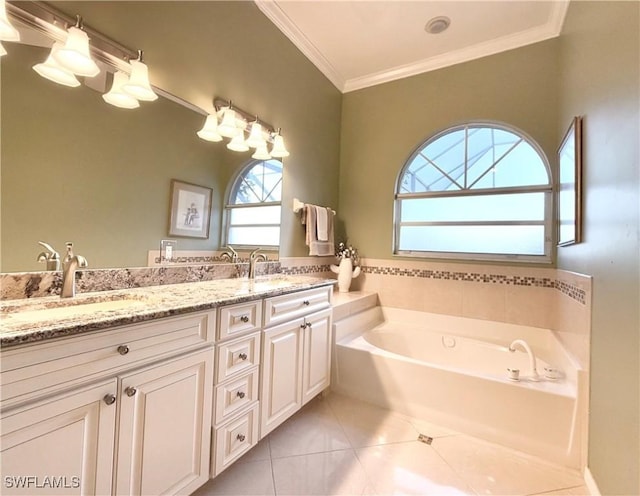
[300,323,306,330]
[236,434,246,442]
[236,391,246,399]
[306,323,312,329]
[240,315,250,323]
[302,300,310,306]
[124,387,137,397]
[103,394,116,405]
[117,345,130,355]
[238,353,248,361]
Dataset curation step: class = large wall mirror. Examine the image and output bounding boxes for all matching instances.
[1,35,281,272]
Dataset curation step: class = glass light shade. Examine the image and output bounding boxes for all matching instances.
[270,133,290,158]
[217,108,240,138]
[0,0,20,42]
[53,26,100,77]
[197,114,223,142]
[227,132,249,152]
[32,42,81,87]
[252,141,272,160]
[0,42,6,57]
[102,71,140,109]
[122,59,158,101]
[245,121,265,148]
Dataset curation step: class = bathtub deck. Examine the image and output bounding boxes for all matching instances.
[192,392,588,496]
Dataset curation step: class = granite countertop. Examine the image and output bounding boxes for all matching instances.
[0,275,336,348]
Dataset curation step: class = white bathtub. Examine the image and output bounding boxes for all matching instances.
[333,307,586,469]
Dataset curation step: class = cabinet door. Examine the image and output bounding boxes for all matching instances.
[1,379,117,496]
[302,308,332,406]
[260,320,304,438]
[115,349,213,496]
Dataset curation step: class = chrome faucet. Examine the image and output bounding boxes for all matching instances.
[248,248,267,279]
[220,246,239,263]
[61,242,88,298]
[508,339,540,381]
[36,241,60,271]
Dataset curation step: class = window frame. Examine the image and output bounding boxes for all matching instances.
[223,159,283,251]
[393,122,553,263]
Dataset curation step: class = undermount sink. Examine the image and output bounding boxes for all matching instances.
[2,296,151,324]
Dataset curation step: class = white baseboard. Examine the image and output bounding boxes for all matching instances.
[584,466,601,496]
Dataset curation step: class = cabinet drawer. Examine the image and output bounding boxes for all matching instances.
[218,301,262,341]
[263,286,332,327]
[1,310,216,409]
[215,332,260,382]
[212,403,259,476]
[214,367,259,425]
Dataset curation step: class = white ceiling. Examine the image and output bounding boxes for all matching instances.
[256,0,569,93]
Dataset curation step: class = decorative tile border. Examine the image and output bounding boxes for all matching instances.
[555,279,587,305]
[281,264,332,275]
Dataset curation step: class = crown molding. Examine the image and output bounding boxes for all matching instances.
[256,0,570,94]
[254,0,345,91]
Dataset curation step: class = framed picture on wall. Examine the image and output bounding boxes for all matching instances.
[168,179,212,239]
[557,116,583,246]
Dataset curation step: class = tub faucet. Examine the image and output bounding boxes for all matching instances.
[508,339,540,381]
[36,241,60,271]
[220,246,239,263]
[61,242,88,298]
[248,248,267,279]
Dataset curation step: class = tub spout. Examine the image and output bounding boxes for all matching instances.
[508,339,540,381]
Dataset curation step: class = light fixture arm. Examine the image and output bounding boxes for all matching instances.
[214,97,276,137]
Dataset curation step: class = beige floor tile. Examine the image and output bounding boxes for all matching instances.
[327,393,420,447]
[272,449,372,495]
[431,435,584,495]
[530,485,590,495]
[237,437,271,464]
[191,459,274,496]
[269,397,351,458]
[356,441,476,495]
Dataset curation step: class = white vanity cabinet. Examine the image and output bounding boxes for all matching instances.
[0,310,216,496]
[211,300,262,476]
[260,287,332,438]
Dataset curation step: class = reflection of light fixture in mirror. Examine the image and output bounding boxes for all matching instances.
[0,41,7,57]
[53,16,100,77]
[252,141,272,160]
[246,120,265,148]
[0,0,20,41]
[218,107,240,138]
[227,131,249,152]
[197,114,223,142]
[123,51,157,101]
[33,41,81,87]
[270,130,290,158]
[102,70,140,109]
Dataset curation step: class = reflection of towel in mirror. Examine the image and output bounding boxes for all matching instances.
[301,205,335,256]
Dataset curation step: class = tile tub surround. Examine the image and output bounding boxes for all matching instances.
[349,258,592,370]
[0,261,281,301]
[0,275,335,347]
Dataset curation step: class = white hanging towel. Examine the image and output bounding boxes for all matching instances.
[301,204,335,256]
[316,206,329,241]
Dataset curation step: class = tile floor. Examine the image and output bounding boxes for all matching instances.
[192,393,588,496]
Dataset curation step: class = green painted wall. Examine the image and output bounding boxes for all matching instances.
[1,1,342,271]
[557,1,639,493]
[339,40,559,259]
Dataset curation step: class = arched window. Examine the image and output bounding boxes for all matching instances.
[225,159,282,248]
[394,122,552,262]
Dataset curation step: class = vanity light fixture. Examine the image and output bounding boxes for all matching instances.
[245,119,265,148]
[123,50,158,101]
[217,107,241,138]
[227,131,250,152]
[0,0,20,42]
[252,141,272,160]
[102,70,140,109]
[53,16,100,77]
[197,114,223,142]
[33,41,81,87]
[270,129,290,158]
